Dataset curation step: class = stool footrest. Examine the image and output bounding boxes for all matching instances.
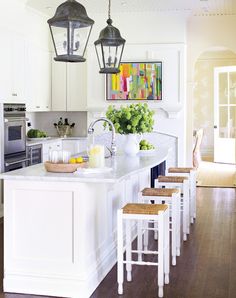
[131,249,158,255]
[124,260,158,266]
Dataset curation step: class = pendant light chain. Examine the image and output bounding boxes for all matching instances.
[108,0,111,19]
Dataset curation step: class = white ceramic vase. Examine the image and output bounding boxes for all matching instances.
[123,134,140,156]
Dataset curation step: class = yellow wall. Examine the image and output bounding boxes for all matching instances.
[193,52,236,159]
[187,15,236,164]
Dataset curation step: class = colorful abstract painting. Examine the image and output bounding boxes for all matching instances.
[106,62,162,100]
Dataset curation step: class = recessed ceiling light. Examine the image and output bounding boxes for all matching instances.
[121,1,127,6]
[46,6,52,10]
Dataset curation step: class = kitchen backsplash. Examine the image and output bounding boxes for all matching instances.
[26,112,88,137]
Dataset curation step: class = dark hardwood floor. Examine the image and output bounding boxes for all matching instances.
[0,187,235,298]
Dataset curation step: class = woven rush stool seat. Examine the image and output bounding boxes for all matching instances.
[158,175,188,183]
[167,167,197,223]
[141,188,179,197]
[168,167,194,173]
[123,203,168,215]
[139,187,181,266]
[155,175,190,241]
[117,203,170,298]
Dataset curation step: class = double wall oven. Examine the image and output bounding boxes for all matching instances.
[3,103,30,172]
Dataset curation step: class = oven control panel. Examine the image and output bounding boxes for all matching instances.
[4,103,26,117]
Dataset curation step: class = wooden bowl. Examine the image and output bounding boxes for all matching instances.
[44,161,87,173]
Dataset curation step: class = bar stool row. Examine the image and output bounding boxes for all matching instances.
[117,167,197,297]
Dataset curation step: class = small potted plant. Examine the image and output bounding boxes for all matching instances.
[54,118,75,137]
[105,103,155,155]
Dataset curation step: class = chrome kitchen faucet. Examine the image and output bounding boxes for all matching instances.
[88,117,117,156]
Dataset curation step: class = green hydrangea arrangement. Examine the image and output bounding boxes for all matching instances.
[105,103,155,134]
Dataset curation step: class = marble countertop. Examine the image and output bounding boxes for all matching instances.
[0,147,169,184]
[26,136,88,146]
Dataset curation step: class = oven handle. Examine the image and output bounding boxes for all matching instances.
[4,117,29,123]
[5,158,30,167]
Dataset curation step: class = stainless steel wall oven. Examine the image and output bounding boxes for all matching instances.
[3,103,29,172]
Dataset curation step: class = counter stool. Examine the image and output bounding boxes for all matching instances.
[155,176,190,241]
[167,167,197,223]
[117,203,169,298]
[138,188,181,266]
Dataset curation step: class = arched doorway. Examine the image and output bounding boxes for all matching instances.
[193,47,236,187]
[193,47,236,161]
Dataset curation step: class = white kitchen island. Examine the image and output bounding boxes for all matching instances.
[1,147,169,298]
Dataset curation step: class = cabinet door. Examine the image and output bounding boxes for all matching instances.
[37,49,51,111]
[42,140,62,162]
[0,31,25,103]
[51,59,67,111]
[67,62,87,111]
[11,34,26,103]
[25,43,37,111]
[62,140,80,155]
[62,139,88,155]
[0,31,11,102]
[26,45,52,112]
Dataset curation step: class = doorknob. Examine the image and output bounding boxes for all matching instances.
[214,125,217,129]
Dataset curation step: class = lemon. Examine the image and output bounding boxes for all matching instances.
[76,156,84,163]
[69,157,76,164]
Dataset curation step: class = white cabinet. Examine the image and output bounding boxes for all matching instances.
[52,60,87,111]
[51,61,66,110]
[11,34,26,102]
[26,44,51,112]
[0,31,26,103]
[62,139,88,155]
[42,140,62,162]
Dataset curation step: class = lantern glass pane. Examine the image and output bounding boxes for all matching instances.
[50,26,68,56]
[103,44,123,69]
[95,43,103,68]
[69,22,91,57]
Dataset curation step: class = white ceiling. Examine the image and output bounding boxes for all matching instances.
[26,0,236,16]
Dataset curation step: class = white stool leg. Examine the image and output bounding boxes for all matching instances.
[137,219,143,262]
[185,181,190,234]
[182,182,189,241]
[171,197,177,266]
[192,171,197,219]
[176,195,181,256]
[164,209,170,284]
[117,210,124,295]
[158,214,164,298]
[126,218,132,282]
[144,220,149,251]
[154,221,158,240]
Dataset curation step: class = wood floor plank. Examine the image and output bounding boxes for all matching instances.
[0,187,235,298]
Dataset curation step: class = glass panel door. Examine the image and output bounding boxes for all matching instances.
[214,66,236,164]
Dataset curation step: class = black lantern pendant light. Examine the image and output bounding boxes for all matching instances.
[94,0,126,74]
[48,0,94,62]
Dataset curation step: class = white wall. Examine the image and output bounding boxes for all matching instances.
[0,0,49,49]
[187,15,236,164]
[27,112,88,137]
[86,11,187,165]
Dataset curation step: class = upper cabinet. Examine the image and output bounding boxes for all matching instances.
[51,60,87,112]
[0,31,26,103]
[0,30,52,111]
[25,43,51,112]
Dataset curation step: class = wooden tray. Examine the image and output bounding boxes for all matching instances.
[44,161,87,173]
